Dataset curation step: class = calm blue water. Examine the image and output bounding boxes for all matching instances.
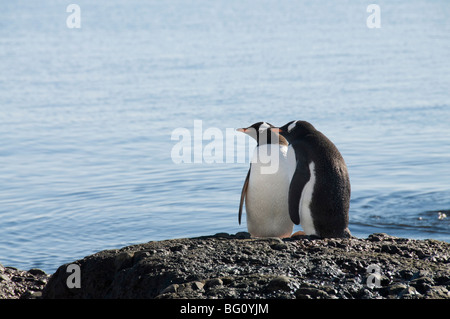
[1,1,449,273]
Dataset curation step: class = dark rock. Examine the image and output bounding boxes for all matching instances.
[214,232,232,239]
[388,283,408,296]
[40,233,450,299]
[160,283,179,294]
[235,232,252,239]
[2,232,449,299]
[410,276,434,294]
[367,233,397,242]
[191,281,205,290]
[410,270,431,281]
[0,263,50,299]
[114,251,134,271]
[20,290,42,299]
[205,278,223,289]
[434,273,450,285]
[399,286,421,299]
[28,268,46,276]
[381,244,402,255]
[169,244,187,252]
[0,274,10,282]
[399,269,414,280]
[270,243,288,251]
[266,276,292,292]
[425,286,450,299]
[295,287,330,299]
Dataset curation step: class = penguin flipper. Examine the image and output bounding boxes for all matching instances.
[238,168,251,225]
[289,160,311,225]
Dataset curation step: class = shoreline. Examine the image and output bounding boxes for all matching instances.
[1,232,449,299]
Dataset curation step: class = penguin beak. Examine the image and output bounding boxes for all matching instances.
[271,128,281,133]
[270,127,284,136]
[237,127,258,140]
[273,127,286,136]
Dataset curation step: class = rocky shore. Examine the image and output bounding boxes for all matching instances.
[1,233,449,299]
[0,264,49,299]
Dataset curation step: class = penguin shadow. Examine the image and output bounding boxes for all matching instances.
[285,234,321,242]
[284,231,357,242]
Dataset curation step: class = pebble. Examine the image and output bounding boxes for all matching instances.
[388,283,408,295]
[399,286,421,298]
[410,276,434,294]
[295,287,330,299]
[426,286,450,299]
[270,243,288,251]
[267,276,292,292]
[205,278,223,289]
[191,281,205,290]
[160,284,179,294]
[0,264,49,299]
[28,268,46,276]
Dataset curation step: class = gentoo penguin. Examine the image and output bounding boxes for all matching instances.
[237,122,296,238]
[275,120,351,238]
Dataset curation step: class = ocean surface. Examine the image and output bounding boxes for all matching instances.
[1,1,449,273]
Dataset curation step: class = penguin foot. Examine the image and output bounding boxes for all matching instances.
[291,230,306,237]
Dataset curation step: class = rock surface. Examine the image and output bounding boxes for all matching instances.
[0,264,50,299]
[37,232,449,299]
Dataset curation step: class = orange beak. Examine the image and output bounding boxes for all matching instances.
[271,128,281,133]
[236,128,247,133]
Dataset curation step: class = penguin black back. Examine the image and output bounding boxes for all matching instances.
[278,120,351,238]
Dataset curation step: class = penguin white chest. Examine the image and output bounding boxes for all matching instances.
[299,161,317,235]
[245,144,295,237]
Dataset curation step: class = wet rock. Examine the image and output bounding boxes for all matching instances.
[0,263,50,299]
[20,290,42,299]
[2,232,449,299]
[389,283,408,296]
[270,243,288,251]
[381,244,402,255]
[367,233,398,242]
[399,286,421,299]
[411,270,431,281]
[160,283,179,294]
[0,274,10,282]
[213,232,232,239]
[410,277,434,294]
[295,287,330,299]
[191,281,204,290]
[266,276,292,292]
[205,278,223,289]
[114,251,134,270]
[235,232,252,239]
[425,286,450,299]
[28,269,46,276]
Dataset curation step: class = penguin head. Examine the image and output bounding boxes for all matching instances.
[277,120,316,143]
[237,122,288,146]
[236,122,273,145]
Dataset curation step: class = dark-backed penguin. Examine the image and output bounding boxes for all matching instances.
[275,120,351,238]
[237,122,296,238]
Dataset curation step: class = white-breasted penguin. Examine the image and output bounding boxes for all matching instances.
[276,120,351,238]
[237,122,296,238]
